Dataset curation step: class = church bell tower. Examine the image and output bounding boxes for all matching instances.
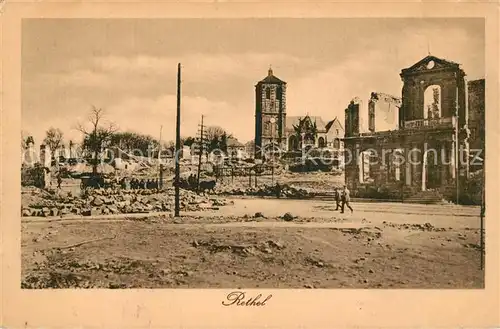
[254,67,287,159]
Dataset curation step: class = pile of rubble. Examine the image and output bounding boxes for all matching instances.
[214,184,313,199]
[21,187,233,217]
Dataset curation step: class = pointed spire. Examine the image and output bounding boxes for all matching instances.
[427,40,431,56]
[268,65,273,76]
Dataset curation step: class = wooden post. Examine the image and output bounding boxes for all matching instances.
[158,125,163,185]
[480,168,485,270]
[159,164,164,189]
[174,63,181,217]
[231,167,234,184]
[197,115,204,193]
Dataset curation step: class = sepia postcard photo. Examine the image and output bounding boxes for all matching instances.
[1,2,499,328]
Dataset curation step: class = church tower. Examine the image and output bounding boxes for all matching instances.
[254,67,287,159]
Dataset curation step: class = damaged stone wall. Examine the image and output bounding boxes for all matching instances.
[368,92,402,132]
[467,79,485,155]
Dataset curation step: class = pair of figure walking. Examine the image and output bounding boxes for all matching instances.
[334,185,353,214]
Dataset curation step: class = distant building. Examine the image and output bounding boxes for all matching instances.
[244,140,255,158]
[285,115,327,150]
[324,117,345,151]
[226,137,246,159]
[284,115,344,152]
[22,137,38,167]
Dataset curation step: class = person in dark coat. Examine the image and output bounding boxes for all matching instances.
[275,182,282,198]
[340,185,353,214]
[57,173,62,189]
[334,188,341,211]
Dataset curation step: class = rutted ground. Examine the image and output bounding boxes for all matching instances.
[21,199,484,289]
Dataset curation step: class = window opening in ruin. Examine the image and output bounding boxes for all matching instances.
[266,88,271,99]
[269,100,275,111]
[318,137,325,148]
[369,107,375,132]
[288,135,298,151]
[333,138,340,149]
[264,121,271,135]
[359,150,373,183]
[394,148,403,181]
[423,85,441,119]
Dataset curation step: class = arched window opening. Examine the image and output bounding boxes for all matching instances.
[424,85,441,119]
[288,136,298,151]
[333,138,340,149]
[318,137,325,148]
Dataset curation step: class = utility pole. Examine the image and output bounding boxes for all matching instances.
[174,63,181,217]
[455,82,460,205]
[158,125,163,188]
[158,125,163,162]
[480,167,485,270]
[197,115,204,193]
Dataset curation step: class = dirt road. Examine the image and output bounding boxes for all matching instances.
[21,198,484,289]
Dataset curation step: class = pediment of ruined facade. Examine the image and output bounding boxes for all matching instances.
[401,55,460,75]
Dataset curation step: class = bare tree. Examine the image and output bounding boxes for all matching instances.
[205,126,232,153]
[76,106,118,175]
[43,128,64,160]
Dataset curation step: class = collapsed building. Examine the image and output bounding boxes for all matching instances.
[343,55,485,200]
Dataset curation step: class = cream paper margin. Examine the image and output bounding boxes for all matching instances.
[1,2,499,328]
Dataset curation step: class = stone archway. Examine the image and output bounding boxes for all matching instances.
[424,85,442,119]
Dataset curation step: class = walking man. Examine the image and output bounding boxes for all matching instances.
[56,173,62,189]
[340,185,353,214]
[334,188,341,210]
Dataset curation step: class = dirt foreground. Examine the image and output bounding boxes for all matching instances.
[21,198,484,289]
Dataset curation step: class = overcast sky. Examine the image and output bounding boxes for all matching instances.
[22,18,484,145]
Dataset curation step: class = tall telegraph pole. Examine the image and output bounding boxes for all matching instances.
[174,63,182,217]
[158,125,163,189]
[197,115,204,193]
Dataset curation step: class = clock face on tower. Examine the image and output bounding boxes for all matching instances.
[427,60,435,69]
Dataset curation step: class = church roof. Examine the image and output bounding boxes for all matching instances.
[257,67,286,85]
[325,117,344,132]
[286,115,328,132]
[226,137,244,148]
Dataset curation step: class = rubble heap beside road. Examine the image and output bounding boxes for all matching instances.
[214,183,313,198]
[21,187,233,217]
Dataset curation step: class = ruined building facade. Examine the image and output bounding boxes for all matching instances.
[254,68,287,158]
[368,92,401,132]
[344,55,482,197]
[467,78,485,171]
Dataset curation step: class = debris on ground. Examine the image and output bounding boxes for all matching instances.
[281,212,295,221]
[21,187,233,217]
